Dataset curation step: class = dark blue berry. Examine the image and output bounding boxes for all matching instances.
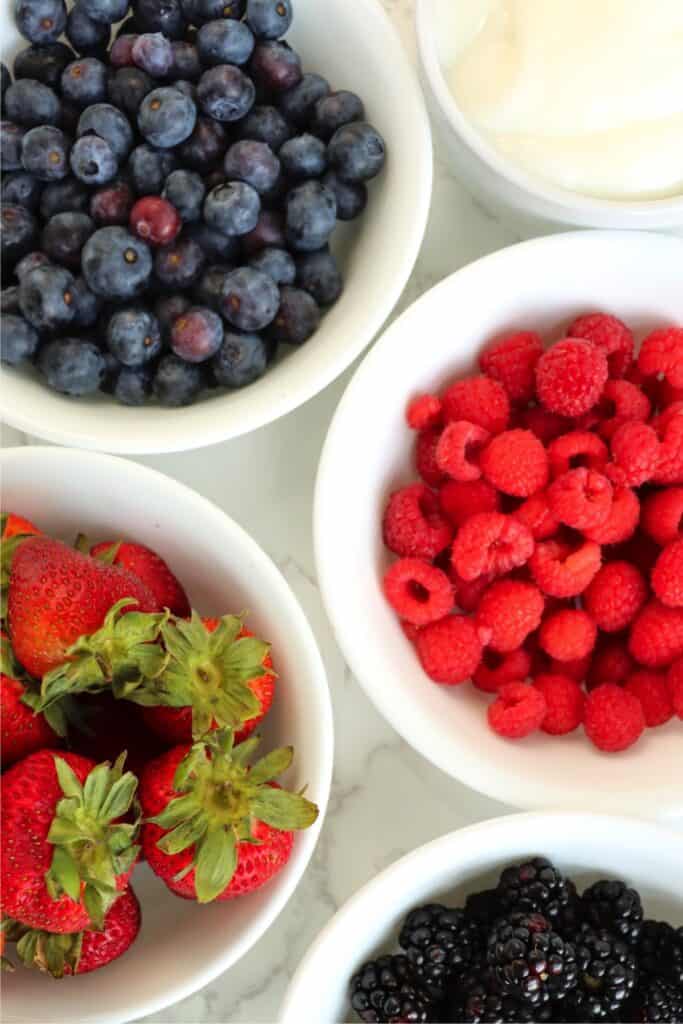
[79,0,130,24]
[296,246,343,306]
[162,169,205,222]
[312,91,365,141]
[279,133,326,180]
[177,115,227,169]
[66,3,111,56]
[78,103,134,161]
[278,73,330,127]
[108,67,154,117]
[180,0,244,25]
[171,41,201,80]
[223,139,280,194]
[154,234,205,288]
[1,121,26,171]
[70,134,118,185]
[172,79,198,102]
[15,251,51,280]
[171,305,223,362]
[13,42,74,90]
[132,33,174,78]
[82,226,153,299]
[61,58,108,107]
[1,286,21,314]
[42,211,94,268]
[321,169,367,220]
[198,65,255,122]
[220,266,278,331]
[1,64,11,111]
[193,263,231,310]
[197,19,254,67]
[237,104,291,150]
[5,79,62,128]
[107,306,162,366]
[328,122,386,182]
[139,87,197,148]
[70,275,101,326]
[38,337,105,395]
[0,313,39,365]
[212,329,267,387]
[184,221,239,262]
[285,180,336,252]
[153,353,204,405]
[155,292,190,339]
[19,264,76,330]
[249,246,294,285]
[250,41,301,94]
[246,0,292,40]
[21,125,72,182]
[242,208,285,254]
[134,0,186,40]
[204,181,260,237]
[268,285,320,345]
[40,176,89,218]
[14,0,67,45]
[1,203,37,267]
[128,143,177,195]
[89,176,133,227]
[3,171,44,211]
[114,365,152,404]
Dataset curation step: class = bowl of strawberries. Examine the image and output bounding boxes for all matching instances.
[1,445,332,1024]
[315,229,683,817]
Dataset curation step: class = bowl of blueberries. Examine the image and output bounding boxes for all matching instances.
[0,0,432,453]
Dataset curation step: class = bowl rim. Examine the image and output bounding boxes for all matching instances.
[0,0,433,456]
[415,0,683,225]
[314,229,683,816]
[1,445,335,1024]
[279,811,683,1023]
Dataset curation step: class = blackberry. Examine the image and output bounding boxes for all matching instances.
[445,960,552,1024]
[564,926,638,1021]
[464,889,500,931]
[637,920,683,987]
[487,912,578,1007]
[349,954,435,1024]
[496,858,580,934]
[627,977,683,1023]
[398,904,483,999]
[582,880,644,944]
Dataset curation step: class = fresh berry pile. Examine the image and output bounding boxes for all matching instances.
[0,511,317,977]
[383,316,683,753]
[0,0,386,406]
[349,857,683,1023]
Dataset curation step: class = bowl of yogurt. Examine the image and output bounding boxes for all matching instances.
[416,0,683,232]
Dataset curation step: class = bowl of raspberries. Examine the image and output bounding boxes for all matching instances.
[0,0,431,453]
[315,229,683,816]
[0,445,333,1024]
[281,812,683,1023]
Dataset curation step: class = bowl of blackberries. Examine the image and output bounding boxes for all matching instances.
[0,0,432,453]
[280,812,683,1023]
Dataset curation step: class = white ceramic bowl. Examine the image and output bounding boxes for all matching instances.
[416,0,683,233]
[315,230,683,817]
[281,813,683,1022]
[0,0,432,454]
[1,446,333,1024]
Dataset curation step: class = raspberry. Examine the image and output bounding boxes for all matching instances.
[638,327,683,388]
[512,492,560,540]
[438,479,500,528]
[584,561,648,633]
[624,671,673,727]
[451,513,534,582]
[583,486,640,545]
[479,331,543,404]
[587,641,634,689]
[652,538,683,608]
[401,621,420,645]
[488,682,547,739]
[629,600,683,668]
[642,488,683,546]
[416,615,483,685]
[539,609,597,661]
[607,422,660,488]
[535,339,609,417]
[522,407,572,444]
[383,484,453,559]
[655,377,683,410]
[475,580,544,653]
[612,529,660,575]
[435,421,490,481]
[415,427,446,487]
[653,404,683,485]
[547,431,608,478]
[442,376,510,435]
[452,571,493,612]
[547,468,613,531]
[584,683,645,752]
[480,429,549,498]
[406,394,442,431]
[530,539,602,598]
[567,313,634,378]
[667,658,683,718]
[473,647,532,694]
[597,380,651,440]
[533,674,585,735]
[383,559,454,626]
[548,653,591,682]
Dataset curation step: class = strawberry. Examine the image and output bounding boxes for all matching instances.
[0,512,41,622]
[4,885,141,978]
[90,541,191,618]
[7,537,160,679]
[1,674,59,767]
[139,730,318,903]
[1,749,140,933]
[2,513,40,539]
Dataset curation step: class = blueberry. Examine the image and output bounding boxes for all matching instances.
[197,19,254,67]
[269,285,320,345]
[38,337,105,395]
[242,207,284,254]
[237,104,291,150]
[107,306,162,366]
[70,275,101,326]
[185,221,239,262]
[296,247,342,306]
[181,0,244,24]
[1,64,11,112]
[278,73,330,128]
[0,313,39,365]
[172,79,198,103]
[155,292,190,338]
[249,246,294,286]
[132,33,174,78]
[177,116,227,169]
[285,180,336,252]
[22,125,71,184]
[78,106,132,165]
[193,263,231,310]
[154,234,205,288]
[66,3,111,56]
[19,264,76,330]
[198,65,255,122]
[40,176,89,218]
[321,169,367,221]
[42,211,94,268]
[79,0,130,24]
[153,353,204,405]
[15,251,51,280]
[223,139,280,194]
[3,171,43,211]
[110,34,138,68]
[114,365,152,405]
[139,87,197,148]
[70,135,118,186]
[82,226,153,299]
[171,40,201,80]
[171,305,223,362]
[3,122,29,173]
[134,0,187,40]
[162,169,205,222]
[246,0,292,40]
[249,41,301,94]
[128,143,177,195]
[108,68,153,117]
[14,0,67,45]
[1,203,37,267]
[328,122,386,183]
[5,79,61,128]
[311,91,365,141]
[13,42,74,90]
[1,286,21,314]
[279,133,326,180]
[61,58,108,107]
[220,266,278,331]
[212,329,267,387]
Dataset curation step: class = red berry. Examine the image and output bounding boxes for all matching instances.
[624,671,673,727]
[529,538,602,598]
[584,683,645,752]
[130,196,182,246]
[480,429,549,498]
[547,468,613,531]
[382,484,453,560]
[535,339,609,417]
[638,327,683,388]
[438,479,500,528]
[488,682,547,740]
[539,609,597,662]
[584,561,648,633]
[652,404,683,485]
[547,653,591,682]
[475,579,544,652]
[629,599,683,668]
[90,179,134,226]
[383,558,454,626]
[522,407,571,444]
[607,421,660,487]
[416,615,483,685]
[667,657,683,718]
[641,487,683,547]
[435,421,490,481]
[588,640,634,689]
[583,486,640,545]
[651,538,683,608]
[479,331,543,404]
[442,376,510,435]
[415,427,446,487]
[406,394,442,431]
[452,571,493,613]
[547,431,608,478]
[567,313,634,378]
[451,512,534,582]
[533,674,585,735]
[597,379,651,440]
[473,647,531,694]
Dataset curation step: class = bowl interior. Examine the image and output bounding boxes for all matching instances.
[281,813,683,1022]
[0,0,432,453]
[1,447,332,1024]
[315,230,683,816]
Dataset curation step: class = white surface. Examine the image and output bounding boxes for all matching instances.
[316,230,683,818]
[281,813,683,1023]
[0,448,333,1024]
[0,0,432,453]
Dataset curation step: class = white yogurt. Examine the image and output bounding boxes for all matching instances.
[448,0,683,200]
